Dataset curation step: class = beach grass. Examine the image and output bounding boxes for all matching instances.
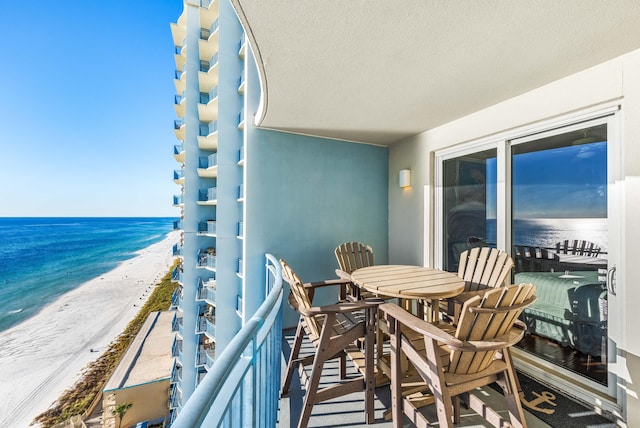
[32,259,180,428]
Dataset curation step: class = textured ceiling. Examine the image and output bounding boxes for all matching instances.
[232,0,640,145]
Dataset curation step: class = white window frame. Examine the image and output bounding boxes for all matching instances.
[432,103,623,413]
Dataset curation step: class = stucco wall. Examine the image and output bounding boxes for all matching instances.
[388,48,640,425]
[245,129,389,328]
[104,380,170,428]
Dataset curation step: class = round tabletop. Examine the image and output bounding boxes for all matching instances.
[350,265,465,300]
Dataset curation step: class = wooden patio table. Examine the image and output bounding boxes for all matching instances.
[350,264,465,323]
[351,264,466,415]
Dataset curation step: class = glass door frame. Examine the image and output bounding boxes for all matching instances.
[432,104,623,413]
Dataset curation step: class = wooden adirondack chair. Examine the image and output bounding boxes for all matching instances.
[280,259,379,428]
[334,241,375,300]
[555,239,602,257]
[443,247,514,324]
[381,283,536,428]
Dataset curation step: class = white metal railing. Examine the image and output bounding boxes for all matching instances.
[171,254,283,427]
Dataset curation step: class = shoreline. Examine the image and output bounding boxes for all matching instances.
[0,230,180,428]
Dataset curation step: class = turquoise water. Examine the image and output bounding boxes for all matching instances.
[0,217,175,332]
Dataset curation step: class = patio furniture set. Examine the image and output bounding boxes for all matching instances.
[278,241,603,428]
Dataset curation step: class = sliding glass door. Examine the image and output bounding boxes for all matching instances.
[436,113,618,399]
[510,121,608,386]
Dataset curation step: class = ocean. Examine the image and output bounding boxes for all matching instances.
[0,217,175,332]
[487,217,608,252]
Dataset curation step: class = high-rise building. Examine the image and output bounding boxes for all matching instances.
[167,2,390,421]
[169,0,246,415]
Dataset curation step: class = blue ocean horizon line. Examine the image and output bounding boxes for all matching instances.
[0,217,177,332]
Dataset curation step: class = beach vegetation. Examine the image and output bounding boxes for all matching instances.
[33,259,180,428]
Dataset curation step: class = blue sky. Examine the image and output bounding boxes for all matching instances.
[1,1,183,217]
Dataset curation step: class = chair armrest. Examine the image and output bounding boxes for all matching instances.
[380,302,464,347]
[301,298,382,316]
[335,269,352,281]
[304,278,351,289]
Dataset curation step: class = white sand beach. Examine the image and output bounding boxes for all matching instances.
[0,231,180,428]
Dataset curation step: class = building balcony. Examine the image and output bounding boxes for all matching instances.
[237,184,244,201]
[198,86,218,122]
[170,361,182,384]
[238,70,245,94]
[199,0,219,28]
[171,337,183,359]
[238,36,246,59]
[197,187,217,205]
[169,383,182,410]
[170,286,181,310]
[198,19,219,61]
[196,277,216,302]
[204,284,216,305]
[237,258,244,278]
[174,118,185,140]
[196,344,215,369]
[197,153,217,177]
[237,146,244,166]
[197,121,218,150]
[237,109,245,130]
[174,93,186,117]
[197,315,216,339]
[173,144,185,163]
[172,244,183,258]
[173,219,182,231]
[172,194,184,207]
[170,20,185,50]
[172,266,183,285]
[197,219,216,236]
[173,169,185,185]
[174,67,186,94]
[237,222,244,239]
[198,53,219,92]
[174,45,186,70]
[197,249,216,271]
[171,313,183,335]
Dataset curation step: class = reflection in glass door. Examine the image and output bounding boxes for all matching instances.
[511,123,609,386]
[442,148,497,272]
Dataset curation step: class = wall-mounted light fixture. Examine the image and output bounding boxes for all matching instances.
[399,169,411,188]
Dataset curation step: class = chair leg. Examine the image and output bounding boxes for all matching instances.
[282,320,305,395]
[501,351,527,428]
[364,307,376,423]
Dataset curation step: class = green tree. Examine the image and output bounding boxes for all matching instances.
[112,402,133,428]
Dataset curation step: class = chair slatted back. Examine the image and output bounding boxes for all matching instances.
[335,242,374,274]
[458,247,513,292]
[280,259,321,339]
[450,283,536,375]
[556,239,601,257]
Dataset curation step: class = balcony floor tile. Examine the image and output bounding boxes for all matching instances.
[279,329,551,428]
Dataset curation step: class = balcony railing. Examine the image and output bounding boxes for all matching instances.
[197,250,216,270]
[198,121,218,137]
[171,254,283,427]
[199,153,217,169]
[197,188,217,205]
[197,219,216,236]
